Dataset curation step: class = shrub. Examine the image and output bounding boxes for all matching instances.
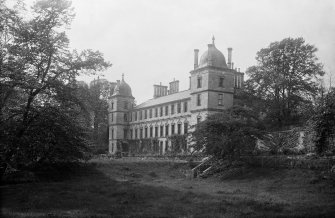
[191,106,265,162]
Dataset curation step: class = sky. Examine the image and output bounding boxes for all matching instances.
[26,0,335,103]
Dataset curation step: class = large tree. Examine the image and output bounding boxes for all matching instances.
[246,37,325,128]
[0,0,111,167]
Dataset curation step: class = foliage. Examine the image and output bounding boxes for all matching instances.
[245,37,324,128]
[76,79,113,148]
[191,106,265,161]
[0,0,111,168]
[128,138,159,155]
[313,88,335,154]
[167,135,187,154]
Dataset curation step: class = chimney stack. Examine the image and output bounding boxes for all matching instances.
[169,79,179,94]
[154,83,168,98]
[227,48,232,69]
[194,49,199,69]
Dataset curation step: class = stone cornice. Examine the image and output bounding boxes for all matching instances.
[190,89,234,95]
[190,108,226,113]
[190,65,236,74]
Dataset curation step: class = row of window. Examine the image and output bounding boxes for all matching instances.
[196,93,224,106]
[110,93,223,123]
[196,76,225,89]
[110,123,188,139]
[133,101,188,121]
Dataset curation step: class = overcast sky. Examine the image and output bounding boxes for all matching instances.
[29,0,335,103]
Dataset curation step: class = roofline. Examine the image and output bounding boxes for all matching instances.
[134,90,191,110]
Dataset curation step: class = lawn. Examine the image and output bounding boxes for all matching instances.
[1,158,335,217]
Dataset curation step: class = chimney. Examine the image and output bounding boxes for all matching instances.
[227,48,232,69]
[169,79,179,94]
[154,83,168,98]
[194,49,199,69]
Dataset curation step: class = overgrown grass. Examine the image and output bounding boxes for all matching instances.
[1,160,335,218]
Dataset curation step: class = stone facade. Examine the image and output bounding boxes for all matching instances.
[108,38,244,155]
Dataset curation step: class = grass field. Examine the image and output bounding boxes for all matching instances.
[1,158,335,217]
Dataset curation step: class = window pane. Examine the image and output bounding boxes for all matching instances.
[197,94,201,106]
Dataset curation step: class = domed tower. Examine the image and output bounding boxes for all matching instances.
[108,74,134,155]
[189,36,235,125]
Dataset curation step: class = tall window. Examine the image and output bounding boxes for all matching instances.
[139,111,142,120]
[145,127,148,138]
[219,77,224,87]
[184,102,188,112]
[171,124,175,135]
[149,109,152,118]
[218,94,223,106]
[171,104,175,114]
[124,113,127,122]
[184,123,188,134]
[130,129,133,139]
[134,112,137,121]
[177,123,181,134]
[129,112,132,121]
[124,102,128,109]
[111,113,113,122]
[135,129,138,139]
[155,126,158,137]
[144,110,147,119]
[111,128,114,139]
[197,77,202,88]
[150,126,153,138]
[140,128,143,139]
[165,105,168,116]
[160,125,164,137]
[165,124,169,136]
[160,107,163,117]
[197,94,201,106]
[123,129,127,139]
[177,102,181,113]
[111,102,114,110]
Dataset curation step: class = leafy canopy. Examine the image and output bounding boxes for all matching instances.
[191,106,265,161]
[245,37,324,128]
[0,0,111,168]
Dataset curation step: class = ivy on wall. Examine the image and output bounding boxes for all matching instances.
[167,135,188,154]
[127,138,159,155]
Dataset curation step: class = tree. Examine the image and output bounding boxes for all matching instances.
[191,106,264,162]
[246,37,325,128]
[313,88,335,154]
[0,0,111,168]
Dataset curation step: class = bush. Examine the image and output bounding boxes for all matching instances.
[191,106,265,162]
[1,107,90,169]
[313,89,335,154]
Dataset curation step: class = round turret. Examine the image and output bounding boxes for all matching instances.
[198,37,228,69]
[112,74,132,97]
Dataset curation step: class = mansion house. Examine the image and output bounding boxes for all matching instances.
[108,37,244,155]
